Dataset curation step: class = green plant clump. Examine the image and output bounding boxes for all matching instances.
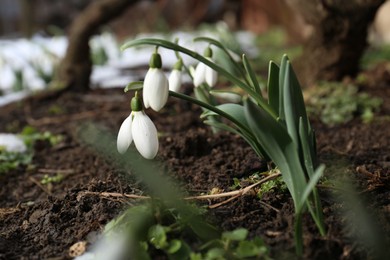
[117,36,326,255]
[102,202,270,260]
[306,82,382,125]
[0,126,62,174]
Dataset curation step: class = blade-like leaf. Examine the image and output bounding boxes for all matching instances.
[278,55,289,120]
[283,63,299,148]
[267,61,279,115]
[201,103,248,129]
[242,54,262,97]
[244,99,307,210]
[300,164,324,210]
[124,81,143,92]
[299,117,314,176]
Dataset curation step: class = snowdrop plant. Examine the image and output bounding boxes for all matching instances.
[120,37,325,255]
[117,92,159,159]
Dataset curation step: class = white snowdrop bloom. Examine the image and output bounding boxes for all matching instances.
[193,61,206,87]
[131,111,159,160]
[117,95,159,160]
[193,46,218,87]
[168,69,182,92]
[205,59,218,87]
[116,113,133,154]
[0,133,27,153]
[143,68,169,111]
[143,52,169,112]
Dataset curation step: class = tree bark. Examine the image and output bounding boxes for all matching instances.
[286,0,385,86]
[57,0,141,92]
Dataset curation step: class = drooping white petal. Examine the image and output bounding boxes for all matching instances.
[193,62,206,87]
[205,65,218,87]
[168,69,182,92]
[143,68,169,112]
[116,113,133,154]
[131,111,159,159]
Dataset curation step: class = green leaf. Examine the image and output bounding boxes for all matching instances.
[222,228,248,241]
[148,224,168,249]
[168,240,191,260]
[278,54,289,120]
[300,164,325,209]
[267,61,280,115]
[244,99,307,211]
[242,54,262,96]
[201,103,248,129]
[283,60,310,146]
[205,247,225,259]
[124,81,143,92]
[167,239,182,254]
[236,240,267,258]
[299,117,314,176]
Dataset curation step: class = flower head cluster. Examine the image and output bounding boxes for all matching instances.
[118,46,218,159]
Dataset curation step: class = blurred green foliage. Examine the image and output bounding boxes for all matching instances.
[306,82,382,125]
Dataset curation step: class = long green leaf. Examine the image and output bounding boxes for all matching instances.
[283,62,299,148]
[242,54,262,97]
[124,81,143,92]
[267,61,279,115]
[278,55,288,120]
[201,103,249,129]
[299,117,314,176]
[244,99,307,210]
[299,164,324,210]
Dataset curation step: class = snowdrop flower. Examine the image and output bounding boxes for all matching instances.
[117,94,159,159]
[0,133,27,153]
[168,59,183,92]
[193,47,218,87]
[143,50,169,112]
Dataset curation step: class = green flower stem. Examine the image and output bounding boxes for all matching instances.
[121,38,277,119]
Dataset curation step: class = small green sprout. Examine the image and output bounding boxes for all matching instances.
[40,173,64,185]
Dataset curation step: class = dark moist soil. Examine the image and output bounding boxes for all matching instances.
[1,63,390,260]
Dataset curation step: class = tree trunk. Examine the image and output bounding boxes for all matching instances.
[58,0,140,92]
[286,0,385,86]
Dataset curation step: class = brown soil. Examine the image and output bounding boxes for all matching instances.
[0,63,389,260]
